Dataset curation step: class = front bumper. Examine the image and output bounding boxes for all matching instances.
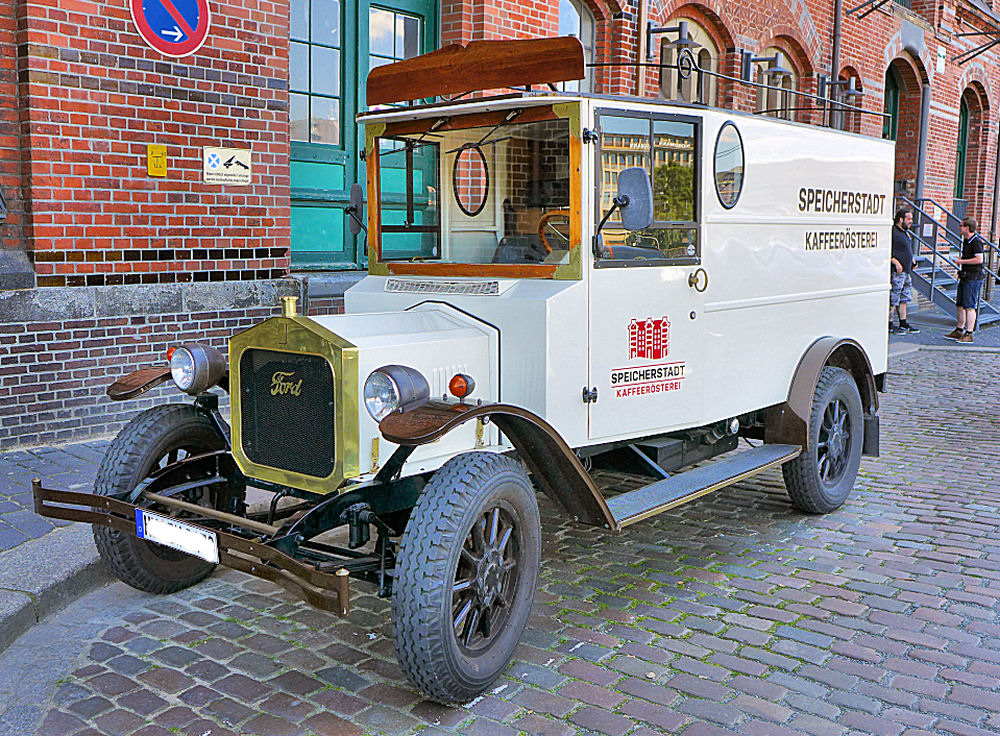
[31,480,350,616]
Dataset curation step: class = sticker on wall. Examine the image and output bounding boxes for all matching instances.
[130,0,211,58]
[146,144,167,177]
[203,147,252,186]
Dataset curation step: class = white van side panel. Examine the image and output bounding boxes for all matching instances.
[698,112,892,422]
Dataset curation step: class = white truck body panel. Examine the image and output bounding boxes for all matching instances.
[341,95,892,468]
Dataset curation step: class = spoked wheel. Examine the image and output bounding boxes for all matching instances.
[93,404,242,593]
[392,452,541,704]
[816,396,852,485]
[453,505,522,652]
[782,366,863,513]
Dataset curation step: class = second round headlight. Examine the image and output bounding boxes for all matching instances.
[363,365,430,422]
[364,370,400,421]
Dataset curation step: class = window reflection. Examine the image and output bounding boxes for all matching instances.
[290,0,341,145]
[598,115,699,264]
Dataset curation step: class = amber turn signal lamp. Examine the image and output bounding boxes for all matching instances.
[166,346,176,361]
[449,373,476,400]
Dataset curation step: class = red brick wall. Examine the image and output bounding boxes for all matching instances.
[0,0,25,256]
[18,0,292,288]
[0,287,342,448]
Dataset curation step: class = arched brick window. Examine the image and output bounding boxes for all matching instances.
[755,47,798,121]
[658,17,719,106]
[560,0,596,92]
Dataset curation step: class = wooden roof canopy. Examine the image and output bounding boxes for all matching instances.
[366,36,586,106]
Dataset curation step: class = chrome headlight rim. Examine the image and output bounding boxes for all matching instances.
[169,342,227,395]
[364,364,430,422]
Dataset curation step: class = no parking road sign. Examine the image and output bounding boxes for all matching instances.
[130,0,211,57]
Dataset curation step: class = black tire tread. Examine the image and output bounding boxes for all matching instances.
[93,404,220,594]
[782,366,862,514]
[392,451,539,704]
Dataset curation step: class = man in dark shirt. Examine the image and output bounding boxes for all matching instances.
[889,208,918,334]
[944,215,985,344]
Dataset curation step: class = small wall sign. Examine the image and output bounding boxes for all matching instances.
[203,147,253,185]
[147,144,167,177]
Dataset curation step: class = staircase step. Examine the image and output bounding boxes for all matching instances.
[606,444,801,528]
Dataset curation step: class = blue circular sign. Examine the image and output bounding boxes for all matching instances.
[130,0,211,58]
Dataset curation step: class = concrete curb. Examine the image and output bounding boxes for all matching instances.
[0,524,110,654]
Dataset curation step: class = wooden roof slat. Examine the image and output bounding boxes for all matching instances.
[367,36,585,106]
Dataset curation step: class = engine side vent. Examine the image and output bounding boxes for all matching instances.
[385,278,500,296]
[239,349,336,478]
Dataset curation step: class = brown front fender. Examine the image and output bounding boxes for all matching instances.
[107,366,172,400]
[765,337,878,453]
[380,402,616,529]
[107,366,230,400]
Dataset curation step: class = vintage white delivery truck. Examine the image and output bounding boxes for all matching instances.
[34,37,892,703]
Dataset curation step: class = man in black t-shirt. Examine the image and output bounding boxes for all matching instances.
[889,208,918,334]
[944,215,985,344]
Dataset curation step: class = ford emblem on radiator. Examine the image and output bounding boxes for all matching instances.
[270,371,303,396]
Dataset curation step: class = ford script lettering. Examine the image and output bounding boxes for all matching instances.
[270,371,303,396]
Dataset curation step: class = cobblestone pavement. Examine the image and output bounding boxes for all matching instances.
[3,349,1000,736]
[0,440,108,551]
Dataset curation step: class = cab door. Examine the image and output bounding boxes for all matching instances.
[588,111,705,441]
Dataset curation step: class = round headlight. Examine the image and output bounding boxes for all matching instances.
[168,342,227,395]
[169,347,197,391]
[363,365,431,422]
[364,370,400,421]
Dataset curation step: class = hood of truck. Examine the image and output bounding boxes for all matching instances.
[229,305,497,494]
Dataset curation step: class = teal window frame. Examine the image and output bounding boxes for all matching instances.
[290,0,438,270]
[882,69,900,141]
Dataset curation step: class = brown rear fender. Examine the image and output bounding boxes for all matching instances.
[380,401,616,529]
[765,337,878,453]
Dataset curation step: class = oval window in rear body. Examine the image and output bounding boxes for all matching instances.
[714,122,744,209]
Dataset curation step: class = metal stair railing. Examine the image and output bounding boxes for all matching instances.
[910,195,1000,299]
[895,195,1000,325]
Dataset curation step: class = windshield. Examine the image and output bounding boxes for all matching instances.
[375,115,573,269]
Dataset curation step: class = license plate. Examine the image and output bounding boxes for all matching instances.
[135,509,219,564]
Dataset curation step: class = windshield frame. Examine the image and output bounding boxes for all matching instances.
[365,102,583,280]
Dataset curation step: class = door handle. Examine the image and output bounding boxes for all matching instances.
[688,268,708,292]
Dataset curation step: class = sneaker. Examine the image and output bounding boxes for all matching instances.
[957,332,974,344]
[901,323,920,334]
[944,328,964,340]
[889,324,903,335]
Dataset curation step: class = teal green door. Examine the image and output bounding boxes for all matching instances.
[290,0,437,269]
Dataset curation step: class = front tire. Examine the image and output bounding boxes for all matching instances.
[392,452,541,704]
[94,404,235,593]
[782,366,863,513]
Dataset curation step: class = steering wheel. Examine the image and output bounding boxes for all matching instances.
[537,210,572,254]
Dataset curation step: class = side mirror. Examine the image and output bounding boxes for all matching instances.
[616,167,653,231]
[347,182,365,235]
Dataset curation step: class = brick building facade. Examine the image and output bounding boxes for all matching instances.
[1,0,998,448]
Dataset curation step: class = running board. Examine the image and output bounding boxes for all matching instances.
[606,444,801,528]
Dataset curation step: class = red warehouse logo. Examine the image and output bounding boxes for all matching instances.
[628,317,670,360]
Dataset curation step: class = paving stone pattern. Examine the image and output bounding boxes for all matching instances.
[0,439,108,551]
[14,350,1000,735]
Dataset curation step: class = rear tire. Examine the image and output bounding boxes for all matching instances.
[392,452,541,704]
[782,366,863,513]
[93,404,235,593]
